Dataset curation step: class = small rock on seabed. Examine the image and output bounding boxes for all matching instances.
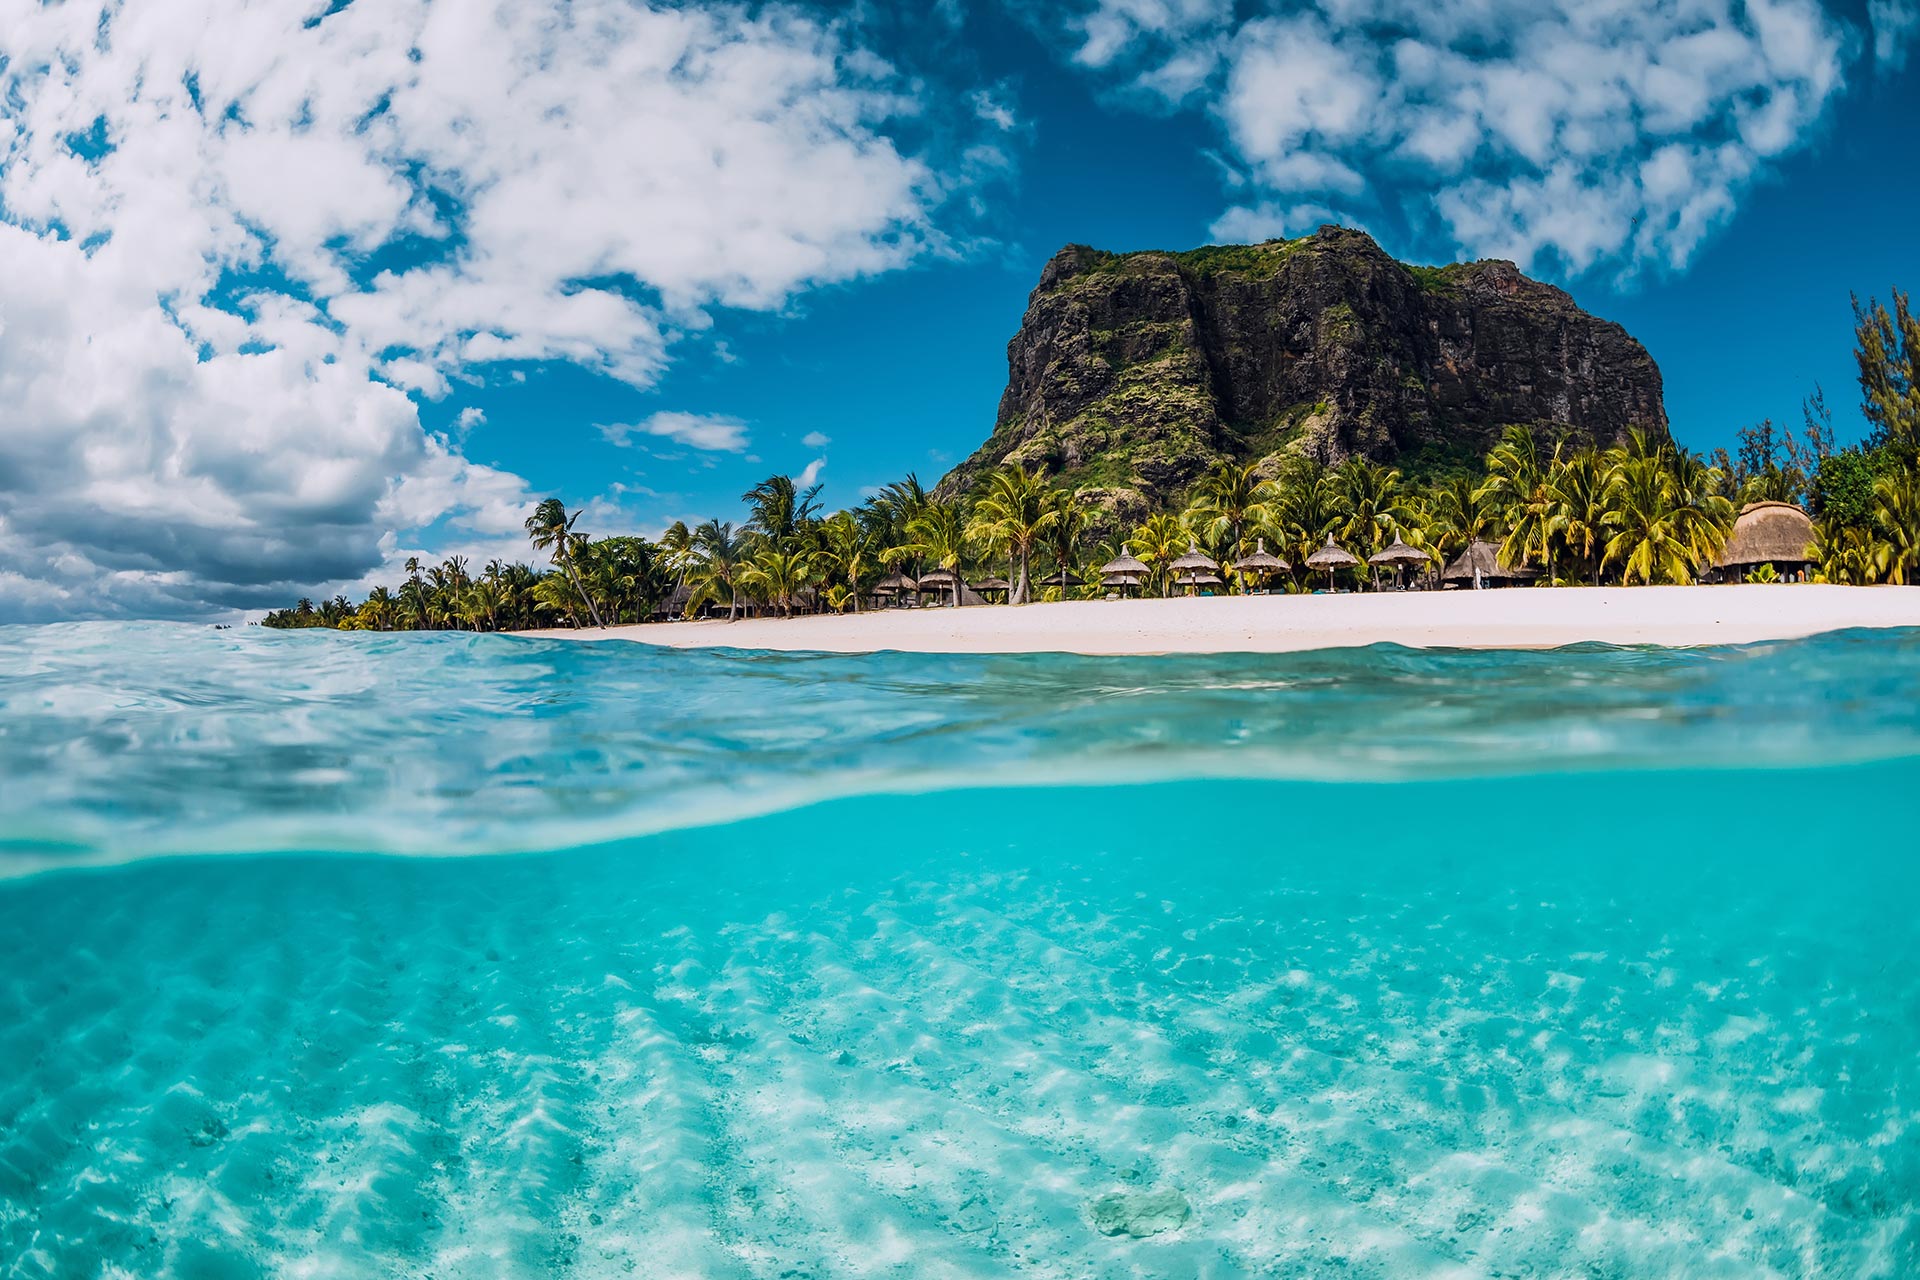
[1089,1189,1192,1239]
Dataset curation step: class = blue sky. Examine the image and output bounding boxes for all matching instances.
[0,0,1915,618]
[457,0,1920,542]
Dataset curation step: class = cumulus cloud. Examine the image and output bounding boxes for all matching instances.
[801,430,833,448]
[1052,0,1855,277]
[797,457,828,489]
[0,0,964,619]
[600,413,752,453]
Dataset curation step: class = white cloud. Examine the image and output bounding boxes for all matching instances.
[1056,0,1853,277]
[0,0,967,619]
[600,413,752,453]
[801,430,833,448]
[1872,0,1920,69]
[971,89,1018,132]
[797,457,827,489]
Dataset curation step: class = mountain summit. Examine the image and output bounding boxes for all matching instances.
[941,225,1667,513]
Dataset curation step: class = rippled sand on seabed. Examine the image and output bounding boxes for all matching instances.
[0,624,1917,1277]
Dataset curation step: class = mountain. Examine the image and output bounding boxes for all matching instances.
[939,225,1668,520]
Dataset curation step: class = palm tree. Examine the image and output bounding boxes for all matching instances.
[818,510,879,612]
[362,586,397,631]
[743,474,822,548]
[525,498,604,627]
[897,500,970,607]
[1129,512,1187,597]
[740,546,814,617]
[687,519,751,620]
[1664,447,1736,573]
[1874,465,1920,584]
[1430,472,1501,559]
[967,465,1058,604]
[1257,456,1337,583]
[1813,521,1895,585]
[1602,455,1692,584]
[1479,425,1557,577]
[1548,449,1610,584]
[1043,489,1091,598]
[1187,461,1273,561]
[1329,457,1406,560]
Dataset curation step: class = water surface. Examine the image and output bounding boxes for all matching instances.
[1,624,1916,1277]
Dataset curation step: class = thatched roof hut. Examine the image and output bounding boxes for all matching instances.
[971,576,1012,594]
[1717,501,1814,569]
[872,572,918,595]
[1100,551,1150,577]
[917,568,960,589]
[1443,540,1539,584]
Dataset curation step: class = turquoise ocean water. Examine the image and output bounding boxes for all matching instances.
[2,622,1917,1277]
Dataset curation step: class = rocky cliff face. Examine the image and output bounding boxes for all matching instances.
[941,226,1667,515]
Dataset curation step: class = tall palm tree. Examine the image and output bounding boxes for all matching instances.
[1257,456,1337,582]
[687,519,751,620]
[1479,425,1557,577]
[1129,511,1187,597]
[1664,448,1736,574]
[1044,489,1091,598]
[897,500,970,607]
[1602,455,1692,584]
[1549,449,1610,585]
[818,510,879,613]
[1187,461,1273,560]
[1329,457,1406,559]
[743,474,822,548]
[525,498,604,627]
[967,465,1058,604]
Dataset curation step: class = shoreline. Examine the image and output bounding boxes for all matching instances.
[522,584,1920,656]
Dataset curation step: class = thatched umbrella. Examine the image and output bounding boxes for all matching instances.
[1231,538,1289,591]
[971,576,1012,600]
[873,571,917,597]
[1169,541,1220,596]
[1442,540,1538,588]
[1098,551,1149,595]
[1715,501,1815,581]
[917,567,961,605]
[1304,535,1359,591]
[1367,538,1430,590]
[1175,572,1223,592]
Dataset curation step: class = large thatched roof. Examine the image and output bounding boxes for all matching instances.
[1100,551,1149,576]
[1717,501,1814,567]
[971,576,1012,591]
[873,572,918,593]
[1443,540,1538,582]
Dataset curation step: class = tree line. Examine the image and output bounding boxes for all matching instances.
[262,289,1920,631]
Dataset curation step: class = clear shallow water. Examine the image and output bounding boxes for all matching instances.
[1,623,1918,1277]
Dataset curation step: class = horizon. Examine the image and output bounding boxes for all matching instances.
[1,0,1916,621]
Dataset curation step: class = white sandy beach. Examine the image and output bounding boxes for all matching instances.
[526,584,1920,655]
